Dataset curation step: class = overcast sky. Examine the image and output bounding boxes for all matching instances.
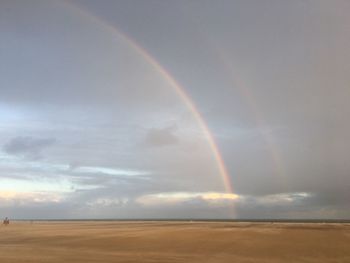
[0,0,349,219]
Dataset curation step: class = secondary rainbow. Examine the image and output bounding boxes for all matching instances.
[188,19,287,183]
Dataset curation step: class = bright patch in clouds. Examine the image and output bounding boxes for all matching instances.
[75,166,149,177]
[137,192,240,206]
[0,191,64,205]
[255,192,311,204]
[137,191,312,207]
[0,178,73,193]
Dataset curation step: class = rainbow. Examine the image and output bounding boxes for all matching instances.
[58,1,234,199]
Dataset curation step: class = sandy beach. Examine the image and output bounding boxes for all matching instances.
[0,221,349,262]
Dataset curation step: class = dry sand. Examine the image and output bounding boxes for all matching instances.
[0,221,349,262]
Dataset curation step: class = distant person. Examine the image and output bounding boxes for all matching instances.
[3,217,10,225]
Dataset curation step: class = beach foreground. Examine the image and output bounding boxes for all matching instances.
[0,221,349,262]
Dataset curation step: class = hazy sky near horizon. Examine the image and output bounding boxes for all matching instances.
[0,0,349,219]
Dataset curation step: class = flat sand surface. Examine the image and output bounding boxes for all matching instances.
[0,221,349,262]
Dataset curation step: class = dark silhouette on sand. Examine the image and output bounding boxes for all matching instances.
[3,217,9,226]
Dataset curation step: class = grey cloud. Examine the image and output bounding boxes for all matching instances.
[3,136,56,159]
[144,126,179,147]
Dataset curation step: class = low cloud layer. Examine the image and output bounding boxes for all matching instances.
[136,192,239,206]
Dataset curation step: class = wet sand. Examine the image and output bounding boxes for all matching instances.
[0,221,349,262]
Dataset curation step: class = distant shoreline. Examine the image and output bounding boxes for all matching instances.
[10,219,350,223]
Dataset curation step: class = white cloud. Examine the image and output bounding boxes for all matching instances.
[0,178,74,194]
[86,197,129,207]
[242,192,312,206]
[0,191,64,206]
[136,192,240,206]
[74,166,149,177]
[136,191,312,208]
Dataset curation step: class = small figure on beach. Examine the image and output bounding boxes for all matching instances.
[3,217,10,226]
